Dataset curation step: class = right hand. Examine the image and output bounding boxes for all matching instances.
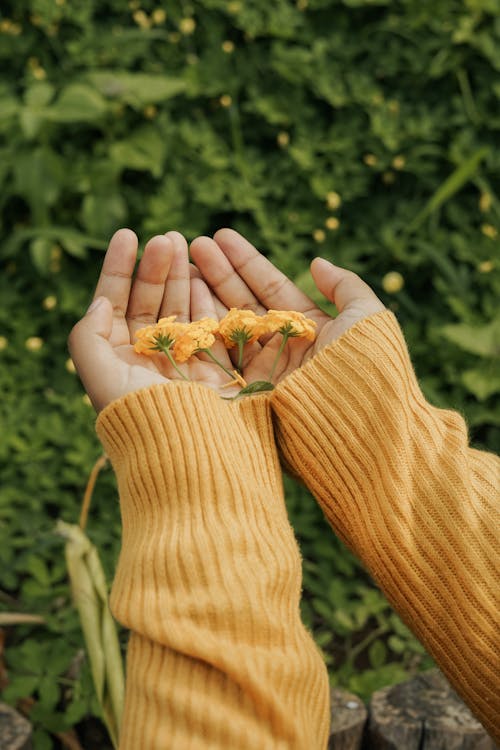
[190,229,386,385]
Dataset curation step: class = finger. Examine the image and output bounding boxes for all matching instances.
[310,258,385,315]
[190,277,232,366]
[127,235,175,338]
[68,297,129,412]
[213,228,318,315]
[93,228,138,346]
[160,231,190,322]
[190,235,267,315]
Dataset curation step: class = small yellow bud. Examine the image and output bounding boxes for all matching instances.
[313,229,326,243]
[51,245,62,261]
[25,336,44,351]
[382,171,396,185]
[297,0,308,9]
[392,155,405,170]
[55,0,66,6]
[179,17,196,34]
[0,19,12,32]
[382,271,404,294]
[481,223,498,239]
[478,260,494,273]
[222,40,235,53]
[363,153,378,167]
[277,131,290,147]
[82,394,92,407]
[128,0,140,8]
[326,191,341,210]
[42,295,57,310]
[325,217,340,231]
[30,15,42,26]
[220,94,232,108]
[227,1,241,13]
[479,192,492,213]
[143,104,157,119]
[0,336,8,351]
[65,358,77,373]
[33,67,47,80]
[133,10,151,28]
[151,8,167,24]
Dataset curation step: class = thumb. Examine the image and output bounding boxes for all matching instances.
[68,296,121,411]
[310,257,385,316]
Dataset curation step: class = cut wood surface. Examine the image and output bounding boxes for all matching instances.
[0,702,32,750]
[368,669,498,750]
[329,687,367,749]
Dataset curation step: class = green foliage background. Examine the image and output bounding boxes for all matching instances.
[1,0,499,746]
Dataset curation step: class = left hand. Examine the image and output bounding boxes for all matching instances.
[69,229,243,412]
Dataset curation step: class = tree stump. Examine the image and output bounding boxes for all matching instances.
[368,669,498,749]
[0,703,32,750]
[329,687,368,749]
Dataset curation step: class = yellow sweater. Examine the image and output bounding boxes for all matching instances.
[96,310,500,748]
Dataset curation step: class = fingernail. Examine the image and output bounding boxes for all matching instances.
[87,297,104,314]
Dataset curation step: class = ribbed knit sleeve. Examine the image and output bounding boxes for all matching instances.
[271,310,500,742]
[96,382,330,750]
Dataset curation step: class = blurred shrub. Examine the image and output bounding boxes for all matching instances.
[0,0,499,745]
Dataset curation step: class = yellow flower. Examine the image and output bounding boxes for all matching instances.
[133,9,151,28]
[43,295,57,310]
[151,8,166,24]
[179,17,196,34]
[313,229,326,243]
[277,131,290,147]
[478,260,494,273]
[222,40,235,53]
[218,309,265,348]
[66,357,76,373]
[25,336,44,351]
[0,336,8,351]
[143,104,157,119]
[263,310,316,341]
[382,271,404,294]
[325,216,340,230]
[479,192,492,213]
[172,318,219,362]
[481,223,497,239]
[220,94,232,108]
[326,191,341,210]
[363,153,377,167]
[392,155,405,170]
[134,317,188,355]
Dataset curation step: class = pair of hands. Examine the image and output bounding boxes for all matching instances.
[69,228,385,412]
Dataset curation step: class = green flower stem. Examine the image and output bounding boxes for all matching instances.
[200,349,237,381]
[160,346,190,382]
[237,339,245,372]
[268,332,290,382]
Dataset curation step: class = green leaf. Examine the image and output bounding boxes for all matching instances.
[462,364,500,400]
[406,147,490,233]
[235,380,275,397]
[47,84,108,123]
[87,71,186,107]
[440,315,500,357]
[110,127,167,177]
[30,238,53,275]
[368,640,387,669]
